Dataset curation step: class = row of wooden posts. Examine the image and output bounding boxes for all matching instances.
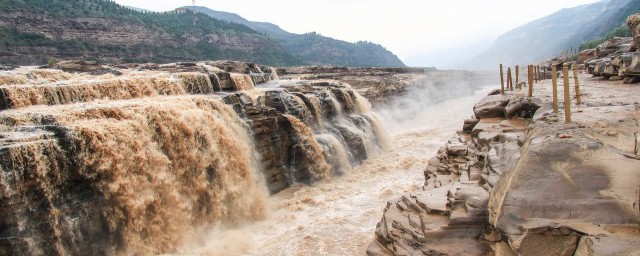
[499,63,581,123]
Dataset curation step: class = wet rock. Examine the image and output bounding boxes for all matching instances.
[53,60,120,75]
[225,82,385,193]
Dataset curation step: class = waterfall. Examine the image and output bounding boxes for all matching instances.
[0,72,213,110]
[283,114,332,182]
[229,73,255,91]
[0,96,268,255]
[315,133,352,175]
[0,63,391,255]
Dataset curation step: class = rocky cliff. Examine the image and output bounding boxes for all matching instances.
[368,76,640,255]
[0,60,389,255]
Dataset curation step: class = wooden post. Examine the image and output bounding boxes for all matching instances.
[500,64,504,94]
[562,64,572,123]
[505,68,511,90]
[543,67,546,80]
[572,64,582,105]
[515,65,520,86]
[507,67,513,91]
[552,65,559,114]
[528,65,533,97]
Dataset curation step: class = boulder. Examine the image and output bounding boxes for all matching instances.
[505,97,542,118]
[463,118,480,132]
[596,37,632,58]
[473,95,510,119]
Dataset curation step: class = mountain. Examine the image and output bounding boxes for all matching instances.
[188,7,295,39]
[0,0,300,66]
[467,0,636,69]
[0,1,405,67]
[186,6,406,67]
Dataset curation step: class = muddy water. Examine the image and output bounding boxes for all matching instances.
[177,86,494,255]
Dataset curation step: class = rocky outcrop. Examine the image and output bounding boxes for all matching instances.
[224,81,387,193]
[628,13,640,51]
[0,61,388,255]
[489,117,640,255]
[368,93,535,255]
[369,79,640,255]
[579,14,640,83]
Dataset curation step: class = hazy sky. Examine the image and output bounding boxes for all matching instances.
[113,0,601,67]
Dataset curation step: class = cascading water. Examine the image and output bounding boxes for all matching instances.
[0,63,497,256]
[0,96,268,255]
[0,64,393,255]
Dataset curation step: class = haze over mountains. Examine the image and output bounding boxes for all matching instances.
[186,6,405,68]
[1,0,638,69]
[467,0,640,69]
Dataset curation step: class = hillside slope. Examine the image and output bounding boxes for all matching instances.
[0,0,299,66]
[467,0,634,69]
[188,6,406,67]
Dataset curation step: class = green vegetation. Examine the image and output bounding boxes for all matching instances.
[0,0,402,67]
[0,0,302,66]
[281,33,405,67]
[579,26,632,50]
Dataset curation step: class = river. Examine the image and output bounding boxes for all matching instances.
[176,82,494,255]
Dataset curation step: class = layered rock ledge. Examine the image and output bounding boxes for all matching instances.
[368,75,640,255]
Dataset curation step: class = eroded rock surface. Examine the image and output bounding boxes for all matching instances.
[369,77,640,255]
[368,92,531,255]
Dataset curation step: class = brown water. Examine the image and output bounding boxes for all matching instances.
[0,67,493,255]
[0,96,268,255]
[176,87,493,255]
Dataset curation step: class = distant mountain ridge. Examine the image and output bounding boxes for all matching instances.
[0,0,404,67]
[468,0,638,69]
[185,6,406,67]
